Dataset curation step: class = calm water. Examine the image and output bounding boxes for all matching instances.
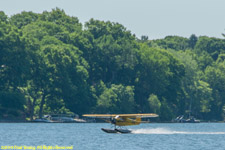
[1,123,225,150]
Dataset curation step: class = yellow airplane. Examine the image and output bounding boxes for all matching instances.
[83,113,158,133]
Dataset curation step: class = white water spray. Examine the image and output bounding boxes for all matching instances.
[131,128,225,135]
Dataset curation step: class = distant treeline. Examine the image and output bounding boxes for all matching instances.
[1,8,225,121]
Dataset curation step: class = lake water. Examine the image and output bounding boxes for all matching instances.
[1,123,225,150]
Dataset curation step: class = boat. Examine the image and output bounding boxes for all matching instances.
[48,114,87,123]
[32,118,53,123]
[184,117,200,123]
[74,118,87,123]
[174,115,200,123]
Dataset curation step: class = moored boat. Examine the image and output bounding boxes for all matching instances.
[174,115,200,123]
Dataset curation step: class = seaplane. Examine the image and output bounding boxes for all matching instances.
[83,113,158,134]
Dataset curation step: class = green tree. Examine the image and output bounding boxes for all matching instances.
[0,90,26,119]
[20,12,87,117]
[153,36,190,51]
[170,50,199,115]
[160,99,173,121]
[194,80,213,119]
[84,19,139,85]
[135,44,185,117]
[96,84,135,114]
[148,94,161,114]
[204,63,225,120]
[40,8,82,33]
[0,19,30,90]
[188,34,198,49]
[195,36,225,60]
[10,11,39,29]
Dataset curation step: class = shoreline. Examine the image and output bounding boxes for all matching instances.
[0,120,224,123]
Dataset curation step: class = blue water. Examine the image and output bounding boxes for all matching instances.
[1,123,225,150]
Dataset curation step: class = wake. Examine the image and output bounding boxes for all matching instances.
[131,128,225,135]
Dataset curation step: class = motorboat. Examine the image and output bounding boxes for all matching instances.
[174,115,200,123]
[32,118,53,123]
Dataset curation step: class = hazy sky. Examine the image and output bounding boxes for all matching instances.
[1,0,225,39]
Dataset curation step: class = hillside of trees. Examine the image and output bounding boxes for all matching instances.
[1,8,225,121]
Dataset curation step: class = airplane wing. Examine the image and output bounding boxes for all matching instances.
[83,113,158,118]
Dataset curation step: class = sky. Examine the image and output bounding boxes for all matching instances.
[1,0,225,39]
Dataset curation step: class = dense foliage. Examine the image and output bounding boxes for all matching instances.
[1,8,225,121]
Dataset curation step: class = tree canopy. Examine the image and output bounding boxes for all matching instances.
[1,8,225,121]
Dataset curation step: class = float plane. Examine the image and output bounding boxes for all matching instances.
[83,113,158,134]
